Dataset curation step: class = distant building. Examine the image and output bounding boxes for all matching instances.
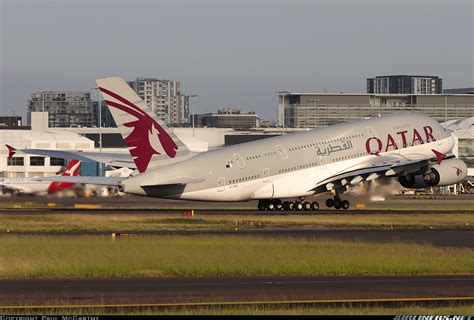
[0,130,94,178]
[96,101,117,128]
[127,77,189,125]
[367,75,442,94]
[27,91,95,128]
[193,108,259,129]
[444,88,474,94]
[443,117,474,176]
[277,92,474,128]
[0,116,28,129]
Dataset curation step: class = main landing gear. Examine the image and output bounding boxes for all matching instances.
[258,199,319,212]
[325,196,350,210]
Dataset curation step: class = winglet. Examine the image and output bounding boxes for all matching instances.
[431,149,446,165]
[6,145,16,159]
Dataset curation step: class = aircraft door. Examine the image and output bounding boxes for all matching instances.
[218,177,225,192]
[366,126,377,138]
[233,153,246,168]
[319,156,327,169]
[276,145,288,159]
[263,168,270,182]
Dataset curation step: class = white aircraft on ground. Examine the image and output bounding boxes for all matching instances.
[0,160,81,194]
[16,77,467,210]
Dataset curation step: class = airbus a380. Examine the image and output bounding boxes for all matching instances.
[28,77,467,211]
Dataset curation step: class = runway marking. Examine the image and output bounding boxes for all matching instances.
[1,296,473,310]
[3,276,472,289]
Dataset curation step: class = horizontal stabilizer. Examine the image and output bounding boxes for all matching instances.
[141,177,205,187]
[32,176,123,186]
[8,148,136,169]
[6,145,16,159]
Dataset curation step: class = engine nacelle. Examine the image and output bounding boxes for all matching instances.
[398,174,429,189]
[423,158,467,186]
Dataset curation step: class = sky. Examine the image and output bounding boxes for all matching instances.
[1,0,473,121]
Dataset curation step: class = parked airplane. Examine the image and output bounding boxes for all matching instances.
[0,160,81,194]
[26,77,467,210]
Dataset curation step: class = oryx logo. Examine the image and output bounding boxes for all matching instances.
[99,87,178,173]
[453,166,463,176]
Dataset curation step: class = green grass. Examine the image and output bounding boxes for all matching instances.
[3,303,474,315]
[0,212,473,233]
[0,236,472,279]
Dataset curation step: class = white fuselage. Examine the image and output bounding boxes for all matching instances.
[0,178,52,194]
[121,113,455,201]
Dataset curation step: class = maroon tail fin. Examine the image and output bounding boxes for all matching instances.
[6,145,16,160]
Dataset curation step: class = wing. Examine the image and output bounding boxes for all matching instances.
[33,175,204,187]
[310,153,448,194]
[7,147,136,169]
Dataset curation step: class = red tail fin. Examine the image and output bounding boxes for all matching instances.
[47,160,81,192]
[6,145,16,160]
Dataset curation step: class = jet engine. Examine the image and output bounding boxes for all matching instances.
[399,158,467,188]
[422,158,467,186]
[398,174,428,189]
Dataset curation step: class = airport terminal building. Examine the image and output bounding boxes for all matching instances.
[0,130,94,178]
[277,93,474,128]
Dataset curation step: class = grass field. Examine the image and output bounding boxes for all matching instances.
[0,236,472,279]
[3,303,474,315]
[0,212,473,233]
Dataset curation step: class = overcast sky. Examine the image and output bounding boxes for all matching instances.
[1,0,472,121]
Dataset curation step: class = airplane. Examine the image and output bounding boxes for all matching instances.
[27,77,467,211]
[0,160,81,194]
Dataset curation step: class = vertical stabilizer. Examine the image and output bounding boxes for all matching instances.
[96,77,191,173]
[47,160,81,192]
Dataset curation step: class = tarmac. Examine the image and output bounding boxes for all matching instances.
[1,193,474,211]
[0,275,473,307]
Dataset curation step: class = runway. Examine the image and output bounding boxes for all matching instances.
[1,275,473,307]
[1,194,474,212]
[3,208,474,215]
[4,229,474,248]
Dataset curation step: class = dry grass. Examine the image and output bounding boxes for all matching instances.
[0,212,472,233]
[0,236,472,279]
[3,303,474,315]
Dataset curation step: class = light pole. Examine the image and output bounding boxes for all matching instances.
[275,90,290,134]
[92,87,103,177]
[188,94,197,137]
[42,92,45,131]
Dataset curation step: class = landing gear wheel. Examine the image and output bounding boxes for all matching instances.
[334,198,342,210]
[283,201,294,211]
[258,200,265,211]
[311,201,319,211]
[274,199,283,211]
[294,201,304,211]
[267,201,275,211]
[341,200,350,210]
[326,198,334,208]
[303,201,312,211]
